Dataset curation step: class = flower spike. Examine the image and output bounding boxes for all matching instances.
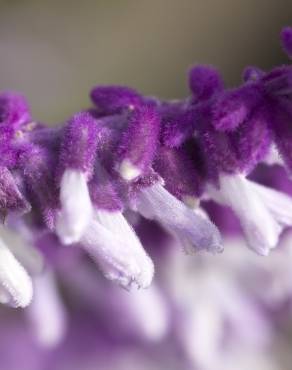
[1,26,292,305]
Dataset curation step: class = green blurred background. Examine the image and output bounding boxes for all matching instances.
[0,0,291,123]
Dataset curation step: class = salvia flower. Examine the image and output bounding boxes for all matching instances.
[56,112,99,244]
[83,163,154,289]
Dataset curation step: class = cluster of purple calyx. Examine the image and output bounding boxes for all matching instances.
[1,26,292,308]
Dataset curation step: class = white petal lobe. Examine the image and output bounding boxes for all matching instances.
[56,169,93,244]
[250,181,292,226]
[27,270,67,348]
[208,174,282,255]
[134,183,223,253]
[0,238,33,308]
[81,211,154,289]
[126,285,170,341]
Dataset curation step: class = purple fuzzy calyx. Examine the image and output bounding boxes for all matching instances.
[58,112,100,179]
[197,100,271,177]
[0,167,31,219]
[116,103,160,181]
[269,99,292,175]
[90,85,142,114]
[188,64,224,101]
[153,145,204,204]
[263,67,292,97]
[242,66,264,83]
[281,26,292,58]
[89,163,123,212]
[229,105,273,174]
[161,103,198,148]
[212,84,263,131]
[0,91,31,130]
[20,145,59,230]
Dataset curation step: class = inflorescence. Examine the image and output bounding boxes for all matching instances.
[1,27,292,307]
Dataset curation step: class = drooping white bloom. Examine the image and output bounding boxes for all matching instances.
[133,182,223,253]
[124,284,170,341]
[0,237,33,308]
[208,174,292,255]
[250,181,292,226]
[26,269,67,348]
[0,222,44,276]
[166,244,272,370]
[81,210,154,290]
[56,169,93,245]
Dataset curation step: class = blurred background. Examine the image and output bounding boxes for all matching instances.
[1,1,292,370]
[0,0,291,123]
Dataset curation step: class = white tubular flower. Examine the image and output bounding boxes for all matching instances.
[208,173,292,255]
[134,182,223,254]
[81,210,154,290]
[0,223,44,276]
[0,237,33,308]
[55,112,100,245]
[250,181,292,226]
[26,269,67,348]
[56,169,93,245]
[123,284,170,341]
